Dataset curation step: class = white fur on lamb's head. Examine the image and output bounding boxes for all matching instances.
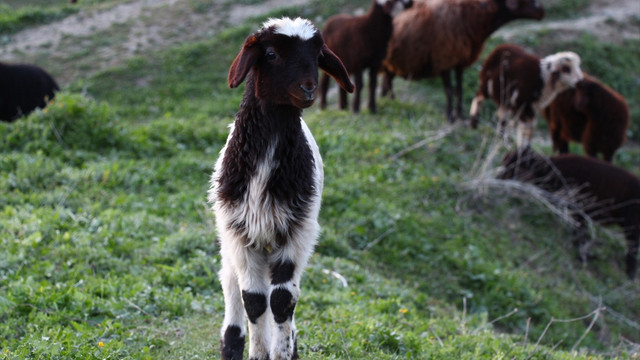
[262,17,317,40]
[540,51,584,89]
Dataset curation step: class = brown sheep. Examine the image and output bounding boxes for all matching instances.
[469,44,583,147]
[381,0,544,122]
[542,74,629,162]
[319,0,413,114]
[500,148,640,279]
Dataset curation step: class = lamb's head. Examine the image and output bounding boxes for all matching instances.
[228,17,354,109]
[502,0,545,21]
[377,0,413,16]
[541,51,584,92]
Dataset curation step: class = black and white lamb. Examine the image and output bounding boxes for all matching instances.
[208,17,354,360]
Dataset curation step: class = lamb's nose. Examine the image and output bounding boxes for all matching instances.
[300,82,317,95]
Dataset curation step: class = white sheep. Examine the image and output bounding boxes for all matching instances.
[208,17,354,360]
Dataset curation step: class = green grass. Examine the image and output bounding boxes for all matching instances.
[1,1,640,359]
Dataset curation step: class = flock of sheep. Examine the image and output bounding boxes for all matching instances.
[0,1,637,359]
[319,0,637,273]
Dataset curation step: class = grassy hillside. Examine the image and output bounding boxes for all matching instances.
[1,1,639,359]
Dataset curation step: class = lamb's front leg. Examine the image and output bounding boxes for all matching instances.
[235,246,271,360]
[269,258,300,360]
[219,257,246,360]
[269,233,316,360]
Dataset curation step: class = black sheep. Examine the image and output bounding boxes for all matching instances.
[0,62,59,122]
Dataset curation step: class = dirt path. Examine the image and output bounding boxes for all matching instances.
[498,0,640,42]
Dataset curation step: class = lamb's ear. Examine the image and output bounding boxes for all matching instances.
[319,44,355,93]
[228,34,261,88]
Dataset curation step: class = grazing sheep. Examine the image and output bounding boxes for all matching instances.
[208,17,354,360]
[0,62,59,122]
[381,0,544,122]
[500,148,640,279]
[469,44,583,147]
[542,74,629,162]
[319,0,413,114]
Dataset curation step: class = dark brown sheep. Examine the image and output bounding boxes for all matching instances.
[319,0,413,114]
[542,74,629,162]
[500,148,640,279]
[469,44,583,147]
[0,62,59,122]
[381,0,544,122]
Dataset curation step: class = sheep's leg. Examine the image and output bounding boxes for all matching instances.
[338,88,348,110]
[352,71,363,114]
[469,93,484,129]
[516,116,536,149]
[269,240,314,360]
[551,128,569,154]
[219,255,246,360]
[496,105,511,145]
[381,70,395,99]
[583,140,599,159]
[440,70,454,123]
[623,225,639,279]
[368,67,378,114]
[319,73,330,110]
[454,66,464,121]
[228,245,270,360]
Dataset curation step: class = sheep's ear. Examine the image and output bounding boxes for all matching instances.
[319,44,355,93]
[228,34,261,88]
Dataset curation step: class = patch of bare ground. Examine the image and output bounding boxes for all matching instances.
[498,0,640,43]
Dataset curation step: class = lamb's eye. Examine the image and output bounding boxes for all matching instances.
[561,65,571,73]
[265,49,277,61]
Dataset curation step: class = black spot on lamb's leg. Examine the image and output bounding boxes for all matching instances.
[221,325,245,360]
[242,291,267,324]
[271,260,295,285]
[271,288,296,324]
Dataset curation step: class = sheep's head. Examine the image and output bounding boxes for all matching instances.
[541,51,583,92]
[499,147,549,183]
[378,0,413,16]
[503,0,545,21]
[228,17,354,109]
